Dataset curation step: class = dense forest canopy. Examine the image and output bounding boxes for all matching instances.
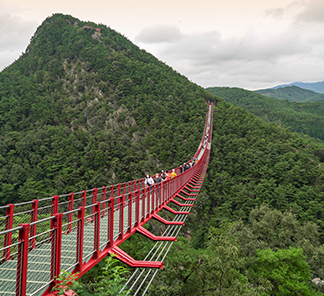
[140,95,324,295]
[2,13,324,295]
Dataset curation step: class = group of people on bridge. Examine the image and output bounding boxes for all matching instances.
[144,158,197,189]
[180,159,196,173]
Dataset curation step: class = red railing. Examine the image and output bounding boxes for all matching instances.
[0,103,214,296]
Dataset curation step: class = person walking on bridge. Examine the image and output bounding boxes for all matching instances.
[145,174,154,188]
[165,170,170,181]
[179,165,183,174]
[161,170,166,181]
[170,169,177,178]
[154,173,162,184]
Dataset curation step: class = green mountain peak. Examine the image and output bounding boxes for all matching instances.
[0,13,210,204]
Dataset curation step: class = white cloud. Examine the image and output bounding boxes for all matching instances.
[159,29,310,65]
[0,1,323,90]
[295,0,324,23]
[135,25,183,43]
[263,1,303,20]
[0,50,22,71]
[144,27,319,89]
[0,13,37,69]
[264,7,285,20]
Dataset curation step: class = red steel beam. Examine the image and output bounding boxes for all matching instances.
[108,247,164,269]
[176,194,196,201]
[163,205,190,215]
[136,226,177,241]
[171,199,194,207]
[153,214,185,226]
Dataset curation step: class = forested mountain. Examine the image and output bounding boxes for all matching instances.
[207,86,324,141]
[0,13,211,205]
[3,13,324,295]
[144,90,324,295]
[271,81,324,94]
[256,85,324,102]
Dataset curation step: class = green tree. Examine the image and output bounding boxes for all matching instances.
[196,231,257,295]
[252,247,318,296]
[72,256,130,296]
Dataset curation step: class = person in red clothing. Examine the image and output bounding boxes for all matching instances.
[165,170,170,180]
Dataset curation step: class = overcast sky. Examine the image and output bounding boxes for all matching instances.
[0,0,323,90]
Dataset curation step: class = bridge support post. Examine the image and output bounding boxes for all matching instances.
[30,200,38,249]
[146,187,150,219]
[152,186,155,215]
[93,202,101,260]
[135,189,140,227]
[119,195,125,241]
[50,213,63,291]
[92,188,98,216]
[51,195,59,230]
[75,207,85,273]
[127,192,132,233]
[101,186,107,215]
[108,197,114,248]
[16,223,29,296]
[141,188,145,223]
[3,204,14,261]
[67,193,74,234]
[81,191,86,208]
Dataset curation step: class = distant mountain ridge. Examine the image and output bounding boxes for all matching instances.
[207,86,324,141]
[270,81,324,94]
[255,85,324,102]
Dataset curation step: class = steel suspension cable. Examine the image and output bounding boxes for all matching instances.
[121,201,195,295]
[140,215,189,296]
[122,211,188,294]
[120,211,188,293]
[132,212,190,296]
[138,213,191,296]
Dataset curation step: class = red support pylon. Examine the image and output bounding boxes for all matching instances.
[3,204,14,261]
[16,223,29,296]
[75,207,85,273]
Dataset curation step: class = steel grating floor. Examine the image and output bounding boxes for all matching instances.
[0,199,141,296]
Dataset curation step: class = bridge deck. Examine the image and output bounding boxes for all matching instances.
[0,103,213,296]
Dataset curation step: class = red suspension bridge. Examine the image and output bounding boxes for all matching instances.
[0,103,213,296]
